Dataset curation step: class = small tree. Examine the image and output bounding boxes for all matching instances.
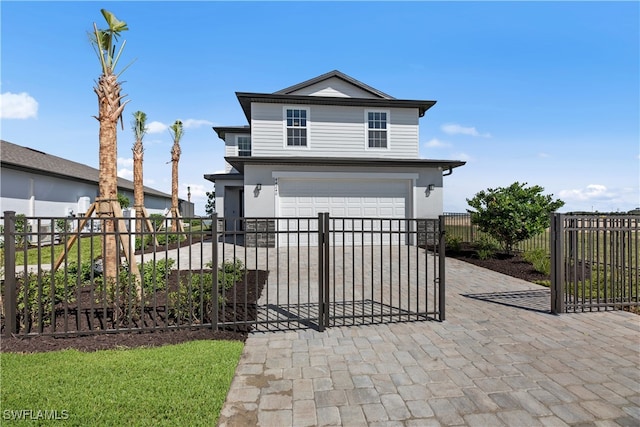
[168,120,183,232]
[117,193,130,209]
[131,110,147,233]
[466,182,565,253]
[205,190,215,217]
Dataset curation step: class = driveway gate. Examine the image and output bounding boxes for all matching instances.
[218,214,446,332]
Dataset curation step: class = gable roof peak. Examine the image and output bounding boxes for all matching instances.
[274,70,395,99]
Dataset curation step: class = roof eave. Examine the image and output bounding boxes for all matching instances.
[235,92,436,121]
[224,156,465,174]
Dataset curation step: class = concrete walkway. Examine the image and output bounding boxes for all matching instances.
[218,257,640,427]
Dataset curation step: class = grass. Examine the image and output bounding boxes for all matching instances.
[9,236,102,267]
[7,225,211,267]
[0,340,243,426]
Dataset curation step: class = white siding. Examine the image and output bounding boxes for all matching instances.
[287,76,381,98]
[223,132,250,172]
[251,103,419,158]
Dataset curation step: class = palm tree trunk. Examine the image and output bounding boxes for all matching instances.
[133,140,144,233]
[171,144,180,232]
[95,72,125,282]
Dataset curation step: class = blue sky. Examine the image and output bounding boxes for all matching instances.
[2,1,638,215]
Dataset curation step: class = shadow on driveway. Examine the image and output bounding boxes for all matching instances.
[461,288,550,313]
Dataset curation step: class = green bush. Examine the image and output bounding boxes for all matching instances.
[474,235,500,260]
[16,269,77,331]
[445,235,462,253]
[467,182,564,253]
[141,258,175,294]
[169,259,245,323]
[149,214,166,230]
[157,233,181,246]
[15,214,30,247]
[523,248,551,276]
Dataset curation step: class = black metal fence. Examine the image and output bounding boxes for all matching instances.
[551,213,639,313]
[444,212,550,253]
[1,211,445,337]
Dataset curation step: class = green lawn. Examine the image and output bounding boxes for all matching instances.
[1,340,243,426]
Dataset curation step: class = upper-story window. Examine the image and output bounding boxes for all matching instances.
[237,136,251,157]
[285,108,308,147]
[366,110,389,148]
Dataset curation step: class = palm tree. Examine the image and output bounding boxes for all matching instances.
[90,9,131,281]
[169,120,183,232]
[131,111,147,234]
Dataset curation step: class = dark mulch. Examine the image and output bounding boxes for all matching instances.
[1,269,266,354]
[446,243,549,284]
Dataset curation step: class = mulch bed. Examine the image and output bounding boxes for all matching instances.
[445,243,549,284]
[1,267,266,354]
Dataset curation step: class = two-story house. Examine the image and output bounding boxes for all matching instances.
[205,70,465,230]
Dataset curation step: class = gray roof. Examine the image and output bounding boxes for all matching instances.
[224,156,466,174]
[203,172,244,183]
[234,70,436,122]
[274,70,395,99]
[0,140,172,199]
[212,125,251,141]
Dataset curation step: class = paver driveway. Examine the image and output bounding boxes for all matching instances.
[218,257,640,427]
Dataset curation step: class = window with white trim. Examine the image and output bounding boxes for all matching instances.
[237,136,251,157]
[285,108,308,147]
[367,111,388,148]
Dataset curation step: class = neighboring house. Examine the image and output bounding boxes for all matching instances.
[0,139,192,219]
[205,70,465,231]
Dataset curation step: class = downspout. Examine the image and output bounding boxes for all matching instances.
[442,167,453,177]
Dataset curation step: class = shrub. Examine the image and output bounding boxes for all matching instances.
[467,182,564,253]
[474,235,500,260]
[141,258,175,294]
[14,214,31,247]
[16,269,77,331]
[523,248,551,276]
[157,233,181,246]
[445,235,462,253]
[149,214,166,230]
[169,259,245,323]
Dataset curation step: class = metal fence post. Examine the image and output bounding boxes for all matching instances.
[3,211,17,335]
[323,213,330,329]
[438,216,446,321]
[550,213,564,314]
[211,214,219,330]
[317,213,325,331]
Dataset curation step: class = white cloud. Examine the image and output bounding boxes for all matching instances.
[117,157,133,167]
[441,123,490,138]
[182,119,214,129]
[538,152,550,158]
[147,121,168,134]
[0,92,38,119]
[452,152,473,162]
[424,138,451,148]
[117,168,133,180]
[183,183,209,198]
[145,118,213,134]
[559,184,608,201]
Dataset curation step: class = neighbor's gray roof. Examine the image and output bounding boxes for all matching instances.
[224,156,466,174]
[0,140,172,199]
[234,70,436,122]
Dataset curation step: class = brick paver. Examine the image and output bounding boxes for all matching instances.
[217,257,640,426]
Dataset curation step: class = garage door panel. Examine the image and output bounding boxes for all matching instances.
[278,179,409,220]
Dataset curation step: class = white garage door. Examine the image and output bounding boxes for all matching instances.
[278,179,409,218]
